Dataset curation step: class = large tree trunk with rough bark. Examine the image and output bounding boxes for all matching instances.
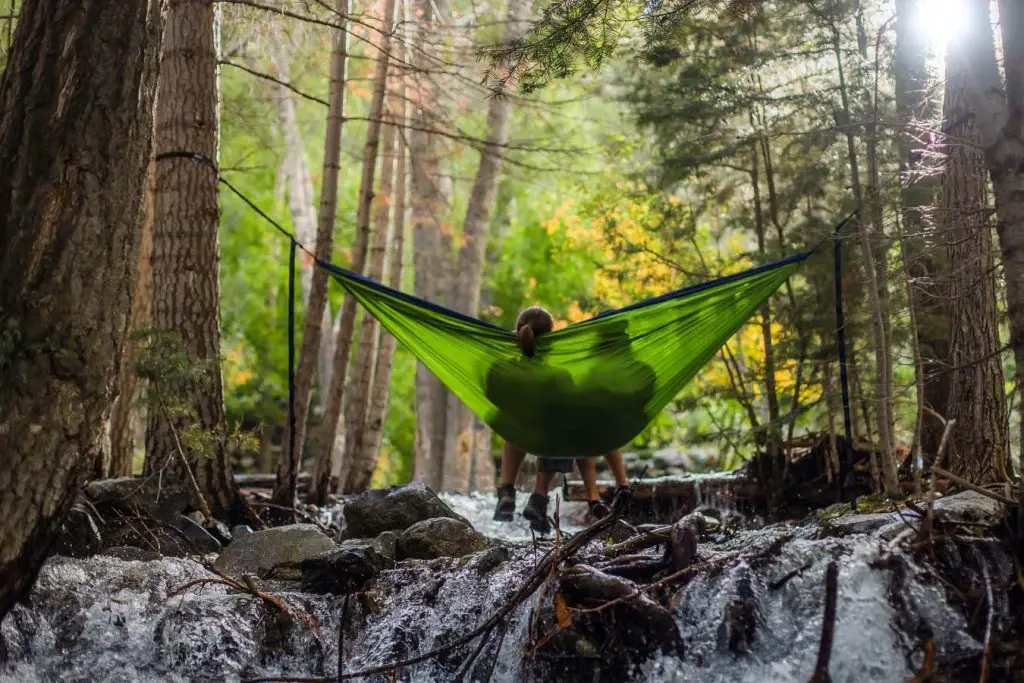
[894,0,946,462]
[0,0,163,623]
[409,0,454,492]
[958,0,1022,487]
[144,0,250,523]
[941,45,1010,484]
[270,8,349,509]
[310,0,395,504]
[439,0,530,493]
[341,80,400,493]
[107,157,157,478]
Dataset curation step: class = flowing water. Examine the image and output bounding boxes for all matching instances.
[1,491,1016,682]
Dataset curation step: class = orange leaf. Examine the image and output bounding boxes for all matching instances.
[554,593,572,629]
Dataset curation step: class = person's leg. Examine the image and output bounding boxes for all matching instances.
[493,441,526,521]
[576,457,600,501]
[577,457,611,521]
[604,449,630,488]
[523,458,570,533]
[500,441,527,486]
[533,469,557,495]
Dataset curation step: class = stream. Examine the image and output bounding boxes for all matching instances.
[1,484,1020,682]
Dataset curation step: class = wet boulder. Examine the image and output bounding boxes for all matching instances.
[298,545,391,594]
[341,481,469,538]
[395,517,486,560]
[213,523,336,578]
[339,529,399,563]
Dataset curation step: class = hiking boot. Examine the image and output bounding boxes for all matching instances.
[493,484,516,522]
[587,499,611,521]
[521,493,551,534]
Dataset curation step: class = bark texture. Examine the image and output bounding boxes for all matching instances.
[439,0,530,493]
[145,0,249,522]
[0,0,163,622]
[311,0,395,504]
[108,157,156,478]
[941,47,1009,483]
[271,5,349,508]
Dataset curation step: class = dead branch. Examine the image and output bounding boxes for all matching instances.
[979,557,993,683]
[931,466,1017,507]
[807,560,838,683]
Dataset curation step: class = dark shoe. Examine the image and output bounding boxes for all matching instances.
[587,499,611,521]
[493,484,516,522]
[521,493,551,534]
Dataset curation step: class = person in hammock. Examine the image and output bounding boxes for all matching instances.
[486,306,630,533]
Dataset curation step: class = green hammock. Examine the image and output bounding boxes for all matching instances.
[319,253,807,459]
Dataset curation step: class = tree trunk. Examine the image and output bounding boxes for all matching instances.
[0,0,163,623]
[354,91,409,490]
[440,0,530,493]
[310,0,395,504]
[410,0,450,491]
[108,156,156,478]
[144,0,251,523]
[272,0,349,509]
[341,82,400,493]
[941,53,1009,483]
[749,141,783,490]
[894,0,947,461]
[830,22,900,496]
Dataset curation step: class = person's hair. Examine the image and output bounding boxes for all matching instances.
[514,306,553,357]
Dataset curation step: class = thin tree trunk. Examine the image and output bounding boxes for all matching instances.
[894,0,947,463]
[341,83,400,493]
[273,0,349,509]
[310,0,396,504]
[145,0,252,523]
[942,0,1009,483]
[410,0,449,491]
[108,156,156,478]
[440,0,531,493]
[830,21,900,496]
[354,94,409,490]
[749,139,783,493]
[0,0,162,622]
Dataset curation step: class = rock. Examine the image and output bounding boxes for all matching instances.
[85,476,193,522]
[339,529,399,562]
[341,481,468,538]
[395,517,486,560]
[214,524,337,578]
[51,501,103,558]
[231,524,253,539]
[101,546,162,562]
[823,510,912,536]
[468,546,509,575]
[299,545,390,594]
[170,515,222,554]
[932,490,1007,525]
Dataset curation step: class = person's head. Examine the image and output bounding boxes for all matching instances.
[515,306,553,357]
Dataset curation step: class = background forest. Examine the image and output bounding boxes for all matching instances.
[3,0,1018,503]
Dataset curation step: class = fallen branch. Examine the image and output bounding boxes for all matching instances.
[807,560,838,683]
[243,490,632,682]
[931,466,1017,507]
[170,567,318,631]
